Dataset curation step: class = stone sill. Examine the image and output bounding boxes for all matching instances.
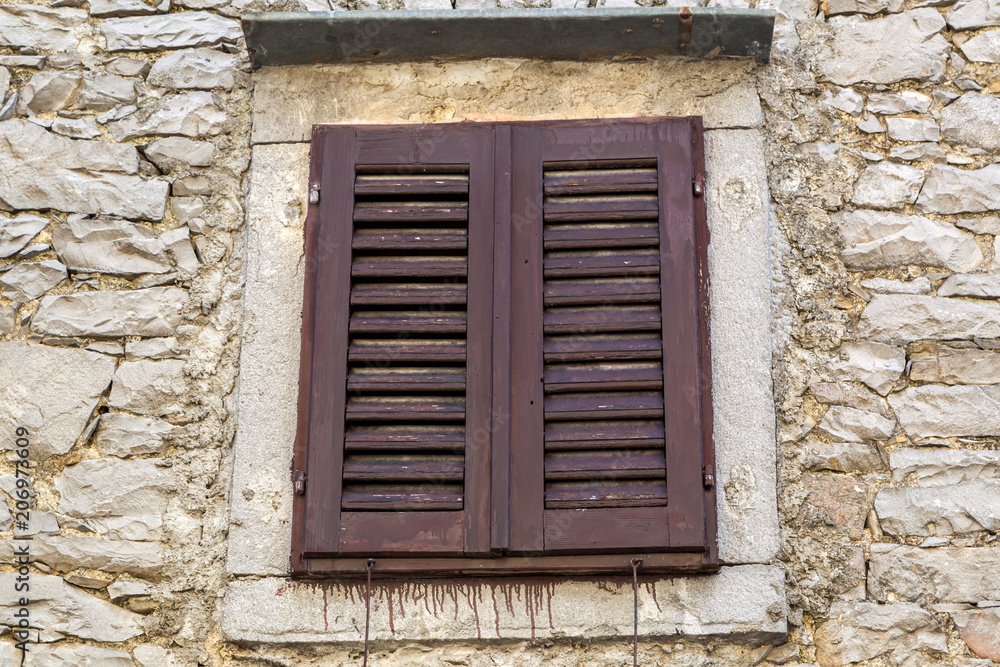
[221,565,787,645]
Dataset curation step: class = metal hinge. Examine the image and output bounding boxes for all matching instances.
[703,464,715,488]
[693,173,705,197]
[309,183,321,204]
[294,470,307,495]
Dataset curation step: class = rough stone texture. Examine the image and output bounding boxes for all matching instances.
[52,217,172,276]
[822,87,863,115]
[889,385,1000,438]
[55,457,174,518]
[960,29,1000,62]
[252,60,764,144]
[890,447,1000,486]
[815,405,895,442]
[0,214,48,258]
[910,345,1000,384]
[835,210,982,272]
[0,120,168,221]
[90,0,169,17]
[0,304,13,335]
[17,71,82,114]
[74,72,137,112]
[51,117,102,139]
[885,116,939,142]
[0,5,88,51]
[23,643,136,666]
[109,359,187,416]
[857,294,1000,343]
[875,480,1000,535]
[938,273,1000,298]
[796,474,869,538]
[831,341,905,395]
[223,565,787,643]
[917,164,1000,214]
[147,48,238,89]
[94,412,180,457]
[161,226,199,277]
[102,12,242,51]
[144,137,215,170]
[941,93,1000,152]
[23,534,163,578]
[32,287,187,338]
[817,10,949,85]
[0,260,67,302]
[890,142,945,162]
[109,91,226,141]
[952,609,1000,660]
[811,381,892,417]
[869,544,1000,603]
[850,162,923,209]
[804,443,883,473]
[827,0,902,14]
[0,342,115,460]
[814,601,947,666]
[867,91,931,114]
[947,0,1000,29]
[955,215,1000,235]
[0,573,143,642]
[859,276,931,294]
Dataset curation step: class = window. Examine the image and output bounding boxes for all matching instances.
[290,118,716,576]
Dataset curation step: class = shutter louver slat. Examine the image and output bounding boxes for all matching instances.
[342,166,471,513]
[541,163,669,512]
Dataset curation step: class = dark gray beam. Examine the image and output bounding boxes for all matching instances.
[241,8,775,69]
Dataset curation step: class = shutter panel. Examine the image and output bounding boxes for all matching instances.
[301,125,494,557]
[509,120,711,554]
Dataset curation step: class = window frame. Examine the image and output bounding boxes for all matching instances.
[290,117,717,577]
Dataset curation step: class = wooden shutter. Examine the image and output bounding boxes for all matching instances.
[508,119,713,555]
[297,125,494,558]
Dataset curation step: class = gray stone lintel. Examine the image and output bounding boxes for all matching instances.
[241,8,776,69]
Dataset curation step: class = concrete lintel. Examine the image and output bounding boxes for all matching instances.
[241,8,775,69]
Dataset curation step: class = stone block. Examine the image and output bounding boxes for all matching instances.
[869,544,1000,603]
[0,342,115,460]
[796,473,869,539]
[0,534,164,578]
[938,274,1000,298]
[144,137,215,170]
[835,209,981,272]
[889,385,1000,438]
[941,93,1000,152]
[109,91,226,141]
[816,405,895,442]
[859,277,931,294]
[857,294,1000,343]
[102,12,242,51]
[109,359,186,416]
[22,643,135,666]
[917,164,1000,214]
[0,120,168,221]
[55,457,175,518]
[0,214,48,258]
[885,116,940,142]
[875,479,1000,535]
[890,447,1000,485]
[814,601,947,666]
[804,442,884,473]
[0,5,88,51]
[32,287,187,338]
[910,345,1000,384]
[96,413,179,457]
[947,0,1000,29]
[52,217,171,277]
[850,162,923,209]
[817,9,949,85]
[0,573,143,642]
[811,381,892,417]
[867,91,931,114]
[831,341,905,395]
[952,608,1000,660]
[0,260,67,302]
[147,48,238,89]
[90,0,169,17]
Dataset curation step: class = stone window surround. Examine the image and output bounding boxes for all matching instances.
[222,58,786,645]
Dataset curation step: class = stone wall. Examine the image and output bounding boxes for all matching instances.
[0,0,999,663]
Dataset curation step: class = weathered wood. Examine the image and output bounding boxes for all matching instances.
[343,454,465,482]
[346,395,466,422]
[351,255,467,278]
[348,338,466,363]
[338,512,465,554]
[544,168,658,195]
[543,361,662,393]
[346,367,466,392]
[542,305,661,334]
[350,282,467,306]
[544,391,664,420]
[243,8,777,70]
[544,195,658,222]
[545,420,665,449]
[545,480,667,508]
[544,450,666,479]
[345,425,466,451]
[544,222,659,249]
[352,228,468,251]
[355,173,469,195]
[543,249,659,277]
[349,310,467,333]
[543,333,662,362]
[543,507,672,551]
[354,201,469,222]
[341,488,464,510]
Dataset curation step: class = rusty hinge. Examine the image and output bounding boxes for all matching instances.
[309,183,321,204]
[703,464,715,488]
[294,470,307,495]
[678,6,693,53]
[693,173,705,197]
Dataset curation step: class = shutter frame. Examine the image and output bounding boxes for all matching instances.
[295,124,495,559]
[508,118,713,556]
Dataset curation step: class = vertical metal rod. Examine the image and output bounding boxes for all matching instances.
[631,557,643,667]
[363,558,375,667]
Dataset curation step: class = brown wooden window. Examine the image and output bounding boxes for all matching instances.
[291,118,716,577]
